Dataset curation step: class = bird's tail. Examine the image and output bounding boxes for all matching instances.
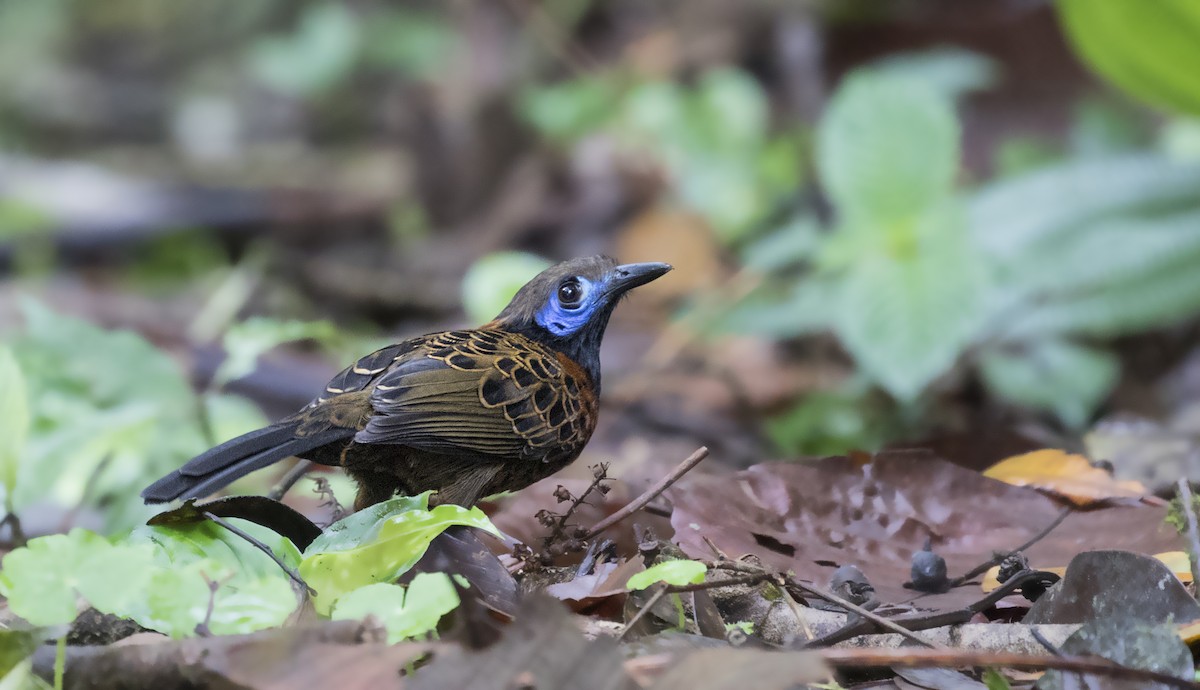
[141,422,353,503]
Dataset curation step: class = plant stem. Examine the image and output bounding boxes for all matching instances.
[54,635,66,690]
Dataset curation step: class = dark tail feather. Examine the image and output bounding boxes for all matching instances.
[142,424,353,503]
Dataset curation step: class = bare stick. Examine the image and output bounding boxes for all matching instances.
[582,447,709,540]
[619,586,668,640]
[1178,479,1200,586]
[268,459,315,501]
[203,511,314,595]
[787,579,944,650]
[699,557,943,650]
[950,505,1072,586]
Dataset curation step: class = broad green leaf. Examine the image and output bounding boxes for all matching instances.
[11,302,207,525]
[0,629,40,680]
[979,341,1119,428]
[833,207,986,401]
[122,521,301,637]
[1004,258,1200,339]
[739,216,823,273]
[1057,0,1200,116]
[870,47,1000,100]
[248,2,360,96]
[627,560,707,590]
[0,347,29,511]
[461,252,551,325]
[710,279,834,339]
[215,317,338,387]
[997,209,1200,306]
[817,71,959,225]
[300,493,499,614]
[693,69,769,151]
[969,155,1200,260]
[331,574,460,643]
[0,529,155,626]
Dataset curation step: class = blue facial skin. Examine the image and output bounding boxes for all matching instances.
[536,277,597,336]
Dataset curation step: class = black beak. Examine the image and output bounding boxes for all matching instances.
[609,262,672,294]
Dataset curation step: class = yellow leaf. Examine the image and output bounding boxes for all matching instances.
[983,449,1147,506]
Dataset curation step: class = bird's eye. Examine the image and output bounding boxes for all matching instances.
[557,278,584,308]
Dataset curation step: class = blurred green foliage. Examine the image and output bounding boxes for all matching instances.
[721,59,1200,443]
[461,252,552,325]
[1058,0,1200,117]
[6,302,264,531]
[523,68,805,242]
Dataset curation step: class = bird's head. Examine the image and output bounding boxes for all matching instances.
[489,255,671,384]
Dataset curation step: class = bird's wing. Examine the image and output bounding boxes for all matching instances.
[354,329,597,461]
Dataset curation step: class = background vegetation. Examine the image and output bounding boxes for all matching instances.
[3,0,1200,685]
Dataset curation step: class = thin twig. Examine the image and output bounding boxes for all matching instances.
[203,511,314,595]
[268,459,315,501]
[582,447,709,540]
[1177,479,1200,586]
[194,573,224,638]
[820,648,1200,689]
[1030,627,1063,657]
[949,505,1072,586]
[544,464,610,550]
[620,586,668,641]
[786,579,944,650]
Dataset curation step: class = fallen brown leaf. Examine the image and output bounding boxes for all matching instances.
[668,452,1185,609]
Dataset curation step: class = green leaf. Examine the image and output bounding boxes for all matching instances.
[0,529,155,626]
[248,2,360,96]
[122,521,301,637]
[711,279,834,339]
[0,347,29,512]
[979,341,1119,428]
[0,629,41,680]
[1057,0,1200,116]
[461,252,551,325]
[817,71,959,225]
[11,302,207,526]
[969,155,1200,261]
[331,574,460,643]
[981,668,1012,690]
[521,78,622,142]
[627,560,707,590]
[361,10,454,77]
[870,47,1000,100]
[300,493,499,614]
[693,69,769,151]
[1005,257,1200,339]
[739,216,823,273]
[215,317,338,387]
[833,207,986,401]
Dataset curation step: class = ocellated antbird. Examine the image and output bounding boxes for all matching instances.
[142,256,671,510]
